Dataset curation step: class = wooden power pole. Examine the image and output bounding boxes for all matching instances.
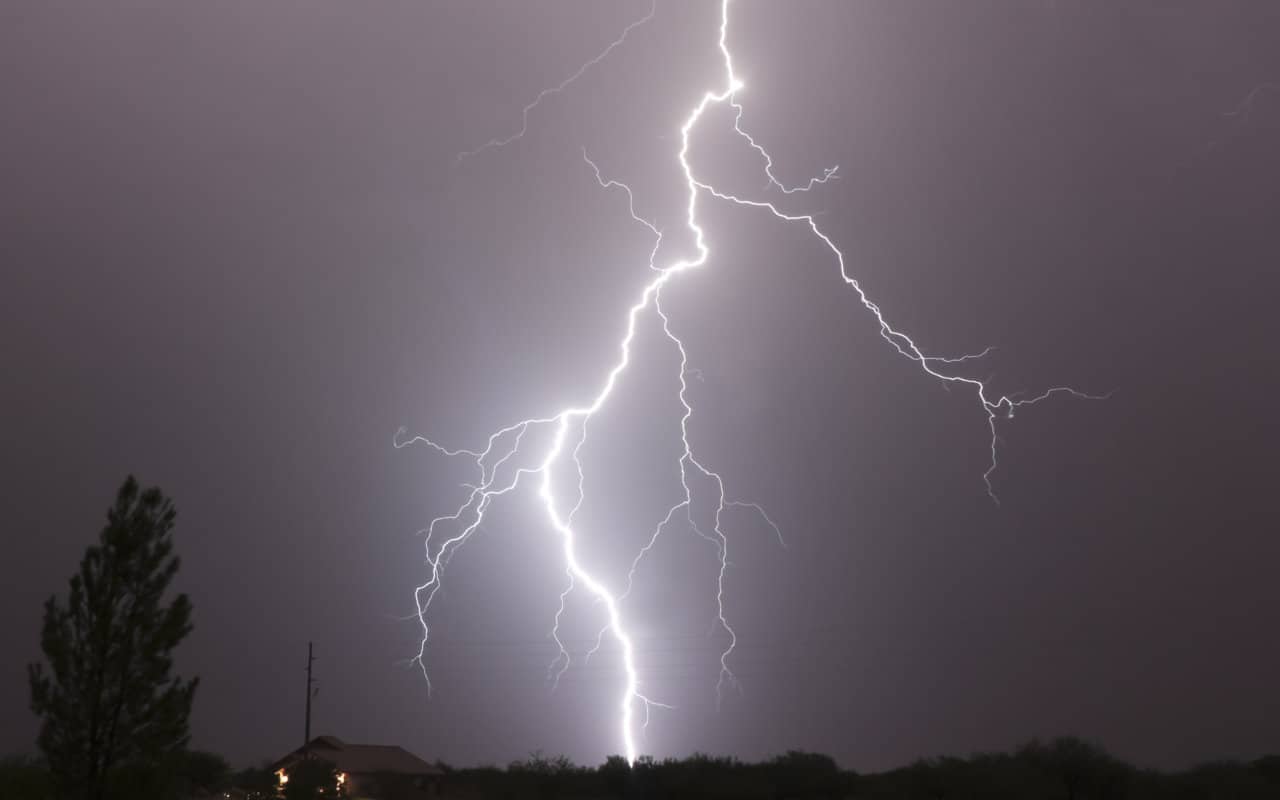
[304,641,316,746]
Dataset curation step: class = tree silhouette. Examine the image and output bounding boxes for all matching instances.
[1018,736,1128,800]
[0,755,54,800]
[281,757,345,800]
[28,476,198,800]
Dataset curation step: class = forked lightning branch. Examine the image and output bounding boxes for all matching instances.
[396,0,1100,765]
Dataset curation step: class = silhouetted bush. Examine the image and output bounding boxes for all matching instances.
[0,755,54,800]
[281,756,345,800]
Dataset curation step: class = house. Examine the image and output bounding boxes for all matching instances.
[271,735,443,799]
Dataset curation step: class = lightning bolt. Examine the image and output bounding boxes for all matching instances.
[399,0,1103,766]
[455,1,658,163]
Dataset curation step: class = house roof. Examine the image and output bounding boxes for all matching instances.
[273,735,442,776]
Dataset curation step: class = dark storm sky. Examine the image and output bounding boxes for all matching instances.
[3,0,1278,773]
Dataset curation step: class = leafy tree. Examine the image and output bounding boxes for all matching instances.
[28,476,198,800]
[0,755,54,800]
[901,757,971,800]
[509,751,578,800]
[231,763,278,800]
[172,749,231,794]
[1253,755,1280,786]
[599,755,631,797]
[1018,737,1128,800]
[281,757,345,800]
[765,750,844,799]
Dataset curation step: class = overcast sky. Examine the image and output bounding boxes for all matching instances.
[3,0,1278,773]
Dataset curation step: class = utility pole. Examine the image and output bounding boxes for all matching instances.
[304,641,316,747]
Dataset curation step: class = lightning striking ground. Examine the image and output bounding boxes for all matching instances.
[399,0,1102,765]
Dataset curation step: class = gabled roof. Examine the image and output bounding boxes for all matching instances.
[274,735,441,776]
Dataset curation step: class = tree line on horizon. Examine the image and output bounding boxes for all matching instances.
[5,742,1280,799]
[9,476,1278,799]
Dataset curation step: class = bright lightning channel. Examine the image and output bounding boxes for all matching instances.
[398,0,1103,767]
